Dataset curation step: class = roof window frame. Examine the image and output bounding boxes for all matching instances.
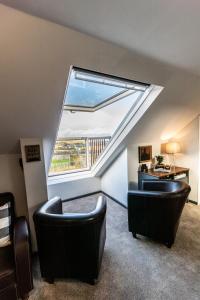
[64,66,150,112]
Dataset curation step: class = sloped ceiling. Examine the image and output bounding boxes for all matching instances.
[1,4,200,163]
[2,0,200,75]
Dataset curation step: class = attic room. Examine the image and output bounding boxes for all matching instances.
[0,1,200,299]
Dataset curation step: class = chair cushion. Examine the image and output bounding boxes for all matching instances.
[0,196,13,247]
[0,245,15,290]
[63,197,98,213]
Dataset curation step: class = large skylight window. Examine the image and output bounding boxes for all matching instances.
[49,67,150,176]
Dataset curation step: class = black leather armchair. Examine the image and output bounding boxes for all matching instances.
[0,193,33,300]
[128,180,191,247]
[33,195,106,284]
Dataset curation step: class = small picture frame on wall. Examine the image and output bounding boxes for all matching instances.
[25,145,41,162]
[138,145,152,163]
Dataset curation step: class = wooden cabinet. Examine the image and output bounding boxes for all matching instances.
[138,166,189,190]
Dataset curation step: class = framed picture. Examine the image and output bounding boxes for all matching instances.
[138,145,152,163]
[25,144,41,162]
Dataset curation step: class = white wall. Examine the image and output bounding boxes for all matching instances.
[101,149,128,206]
[20,138,48,251]
[175,117,199,202]
[0,154,27,216]
[128,142,160,187]
[48,176,101,200]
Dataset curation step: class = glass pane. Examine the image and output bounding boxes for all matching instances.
[65,72,125,108]
[59,91,141,139]
[49,139,87,174]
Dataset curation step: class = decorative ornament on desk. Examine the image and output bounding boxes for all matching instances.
[141,163,148,172]
[165,164,171,170]
[155,155,165,169]
[153,155,170,172]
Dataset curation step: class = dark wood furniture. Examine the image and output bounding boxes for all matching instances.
[0,193,33,300]
[138,166,189,189]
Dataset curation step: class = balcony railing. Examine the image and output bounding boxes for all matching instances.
[49,136,110,175]
[88,137,110,165]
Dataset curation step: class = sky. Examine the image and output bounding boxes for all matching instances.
[58,91,142,138]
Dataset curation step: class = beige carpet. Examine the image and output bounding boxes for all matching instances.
[30,194,200,300]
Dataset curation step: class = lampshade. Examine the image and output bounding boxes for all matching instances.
[166,142,181,154]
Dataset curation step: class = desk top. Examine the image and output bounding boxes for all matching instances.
[138,166,189,178]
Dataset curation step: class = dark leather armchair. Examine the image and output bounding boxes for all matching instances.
[128,180,191,247]
[0,193,33,300]
[33,195,106,284]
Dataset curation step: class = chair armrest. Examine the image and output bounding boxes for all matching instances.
[128,190,169,198]
[13,217,33,297]
[34,195,107,225]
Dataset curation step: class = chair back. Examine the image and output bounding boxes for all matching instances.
[128,180,191,246]
[33,195,107,281]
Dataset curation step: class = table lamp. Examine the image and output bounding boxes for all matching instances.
[165,142,181,170]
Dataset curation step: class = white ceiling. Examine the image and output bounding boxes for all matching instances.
[2,0,200,75]
[1,3,200,157]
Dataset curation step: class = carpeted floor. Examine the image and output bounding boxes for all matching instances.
[30,194,200,300]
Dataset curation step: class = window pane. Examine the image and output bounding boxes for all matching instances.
[49,137,111,175]
[65,75,125,108]
[49,139,87,174]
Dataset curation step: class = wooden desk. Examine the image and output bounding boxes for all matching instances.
[138,166,189,190]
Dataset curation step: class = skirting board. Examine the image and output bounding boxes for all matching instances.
[101,192,127,209]
[188,199,198,205]
[63,190,127,209]
[62,190,102,202]
[63,191,197,207]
